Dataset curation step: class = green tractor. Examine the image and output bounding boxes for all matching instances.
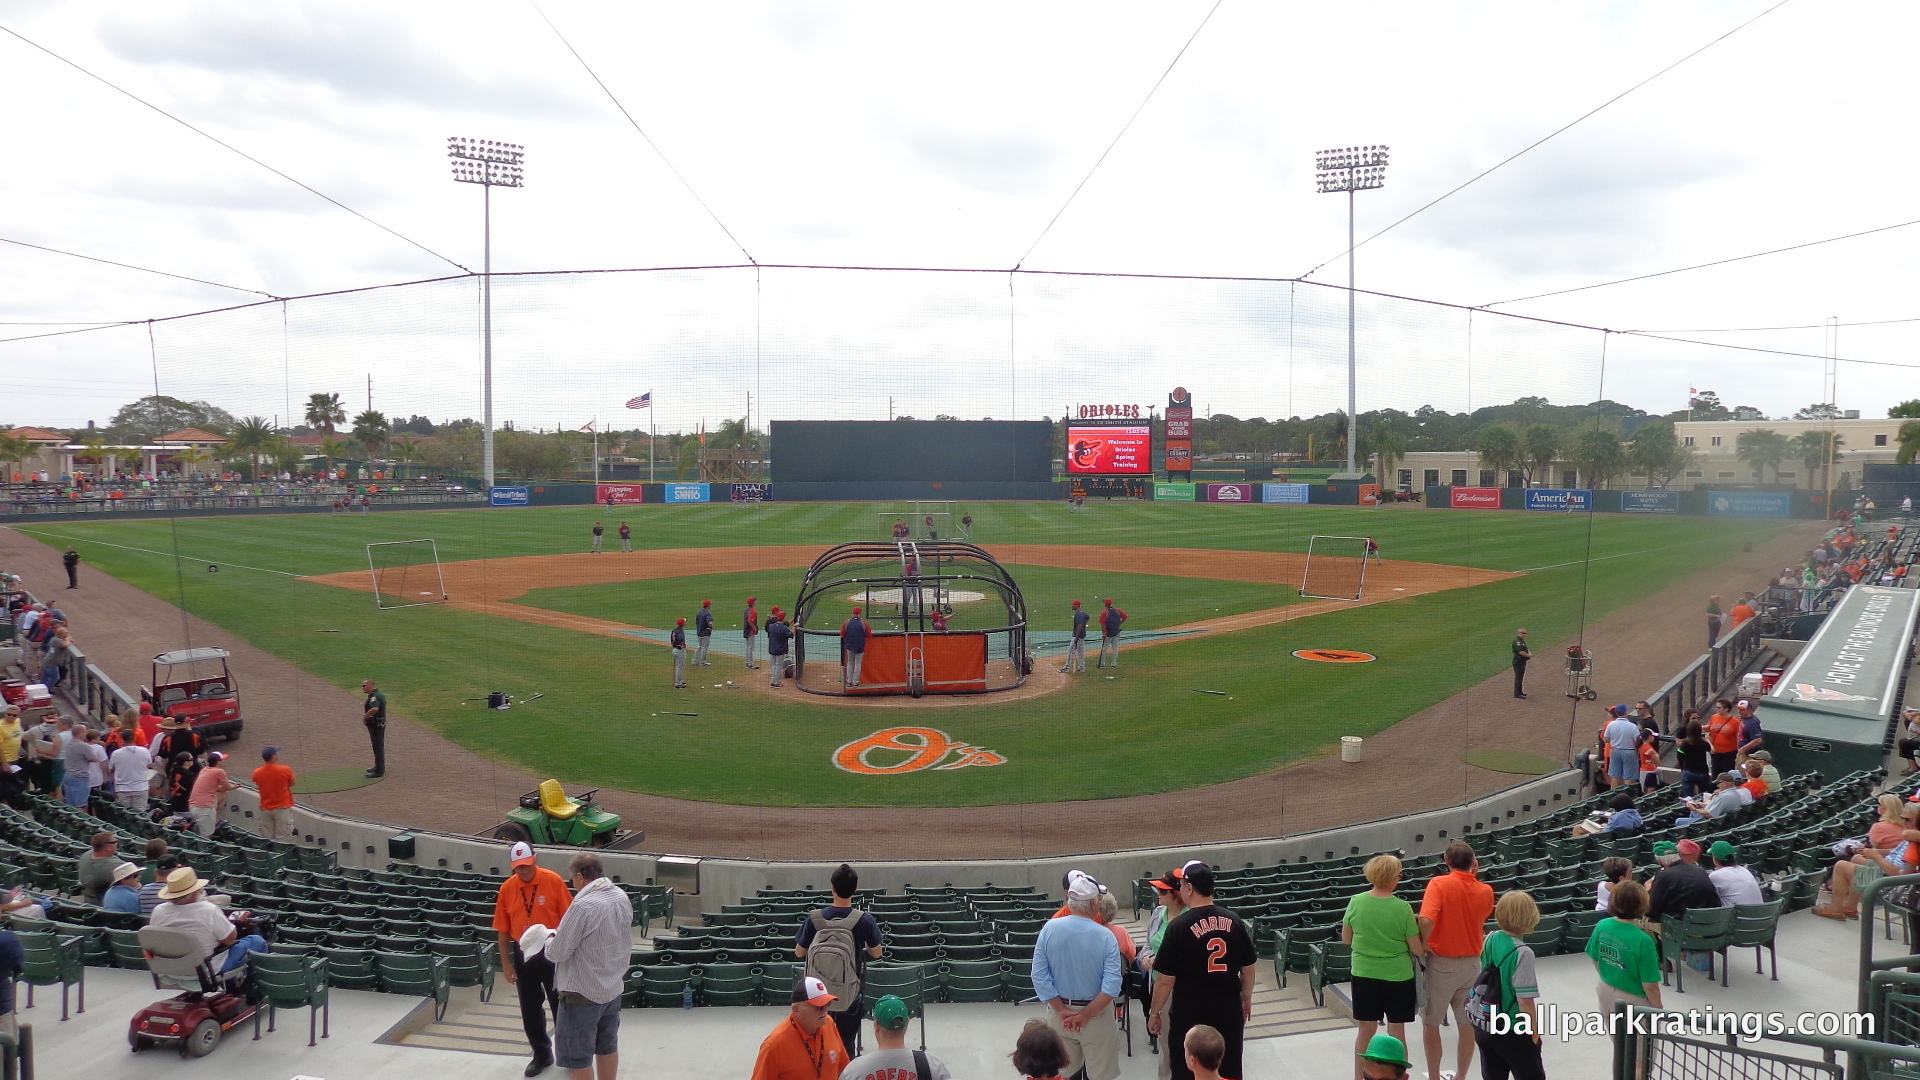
[494,780,631,848]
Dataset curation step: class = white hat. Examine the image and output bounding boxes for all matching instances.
[1065,871,1100,901]
[518,923,552,959]
[510,841,536,867]
[1736,699,1751,709]
[110,860,142,884]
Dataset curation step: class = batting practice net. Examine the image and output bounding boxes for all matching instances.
[367,539,448,609]
[1301,535,1370,601]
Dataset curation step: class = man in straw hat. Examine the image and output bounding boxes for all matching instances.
[148,866,268,974]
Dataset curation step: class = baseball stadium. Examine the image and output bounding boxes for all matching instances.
[3,5,1918,1080]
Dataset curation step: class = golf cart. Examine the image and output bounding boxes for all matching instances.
[142,648,244,742]
[495,779,634,848]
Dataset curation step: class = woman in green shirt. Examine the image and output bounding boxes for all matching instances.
[1587,880,1663,1009]
[1342,855,1426,1080]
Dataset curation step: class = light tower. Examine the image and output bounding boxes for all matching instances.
[448,137,525,490]
[1315,145,1388,475]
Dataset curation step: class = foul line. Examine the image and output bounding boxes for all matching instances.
[1517,535,1728,573]
[7,528,304,577]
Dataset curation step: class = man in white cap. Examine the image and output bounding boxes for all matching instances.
[102,861,145,914]
[493,840,572,1077]
[750,976,851,1080]
[1031,870,1124,1080]
[547,853,632,1080]
[149,867,268,974]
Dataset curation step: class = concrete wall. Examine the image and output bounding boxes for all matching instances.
[215,768,1583,916]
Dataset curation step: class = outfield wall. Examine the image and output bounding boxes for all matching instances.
[213,768,1581,915]
[1421,485,1828,518]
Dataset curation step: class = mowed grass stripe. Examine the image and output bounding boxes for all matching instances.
[17,505,1792,807]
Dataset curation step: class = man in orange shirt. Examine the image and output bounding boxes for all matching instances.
[494,841,573,1077]
[1705,698,1742,775]
[1418,841,1496,1080]
[1726,595,1757,628]
[750,976,851,1080]
[252,746,297,841]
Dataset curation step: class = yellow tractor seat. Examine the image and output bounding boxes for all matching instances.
[538,779,579,820]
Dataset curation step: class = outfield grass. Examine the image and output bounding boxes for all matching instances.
[512,564,1298,634]
[13,502,1796,807]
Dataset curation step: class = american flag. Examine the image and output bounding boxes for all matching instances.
[626,392,651,409]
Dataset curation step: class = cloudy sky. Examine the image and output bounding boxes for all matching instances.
[3,0,1916,434]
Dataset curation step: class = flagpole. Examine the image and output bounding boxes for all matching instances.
[592,420,599,485]
[649,402,656,483]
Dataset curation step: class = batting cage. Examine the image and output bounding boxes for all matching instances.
[791,541,1030,697]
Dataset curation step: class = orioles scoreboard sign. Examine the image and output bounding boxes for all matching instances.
[834,727,1007,775]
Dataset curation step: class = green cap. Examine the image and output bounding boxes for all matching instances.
[1708,840,1737,859]
[870,994,909,1030]
[1652,841,1678,857]
[1363,1033,1410,1067]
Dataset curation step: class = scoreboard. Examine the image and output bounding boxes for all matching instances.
[1065,425,1151,475]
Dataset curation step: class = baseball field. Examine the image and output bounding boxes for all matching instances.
[14,502,1792,808]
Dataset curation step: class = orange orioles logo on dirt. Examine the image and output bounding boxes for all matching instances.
[834,727,1007,775]
[1291,649,1376,663]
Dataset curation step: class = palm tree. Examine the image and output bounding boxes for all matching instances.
[391,435,421,478]
[305,392,346,433]
[1521,424,1561,487]
[228,416,276,480]
[76,435,109,478]
[1897,422,1920,465]
[1567,427,1626,489]
[1473,425,1523,486]
[0,433,34,482]
[350,410,390,462]
[1628,421,1694,489]
[319,436,350,477]
[265,436,303,477]
[172,447,213,478]
[1367,425,1408,487]
[1736,429,1790,483]
[1789,429,1844,489]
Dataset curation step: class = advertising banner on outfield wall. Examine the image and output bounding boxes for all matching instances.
[1620,490,1681,514]
[1450,486,1503,509]
[1524,488,1593,512]
[663,483,711,503]
[489,486,530,507]
[1205,483,1256,503]
[595,484,645,505]
[1708,490,1791,518]
[1262,483,1311,504]
[1153,483,1195,501]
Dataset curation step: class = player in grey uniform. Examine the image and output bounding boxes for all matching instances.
[1097,599,1127,669]
[589,521,604,553]
[670,618,688,688]
[695,601,714,665]
[1060,599,1089,673]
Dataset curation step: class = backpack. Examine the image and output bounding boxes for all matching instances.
[805,908,864,1014]
[1465,933,1522,1033]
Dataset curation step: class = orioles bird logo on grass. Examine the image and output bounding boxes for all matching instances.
[1292,649,1376,663]
[834,727,1007,775]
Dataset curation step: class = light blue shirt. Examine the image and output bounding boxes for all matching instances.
[103,883,144,914]
[1031,913,1123,1003]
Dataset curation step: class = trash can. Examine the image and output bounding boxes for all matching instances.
[1341,736,1363,762]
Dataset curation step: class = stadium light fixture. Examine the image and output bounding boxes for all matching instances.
[1315,144,1389,476]
[449,137,526,490]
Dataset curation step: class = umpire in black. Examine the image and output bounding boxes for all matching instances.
[1148,860,1257,1080]
[361,679,387,778]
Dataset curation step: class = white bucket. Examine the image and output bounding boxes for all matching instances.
[1341,736,1363,762]
[1739,672,1764,694]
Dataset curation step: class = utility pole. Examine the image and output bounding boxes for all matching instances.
[448,137,525,491]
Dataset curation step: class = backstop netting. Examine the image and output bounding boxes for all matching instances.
[2,262,1626,856]
[1301,535,1370,601]
[368,539,448,609]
